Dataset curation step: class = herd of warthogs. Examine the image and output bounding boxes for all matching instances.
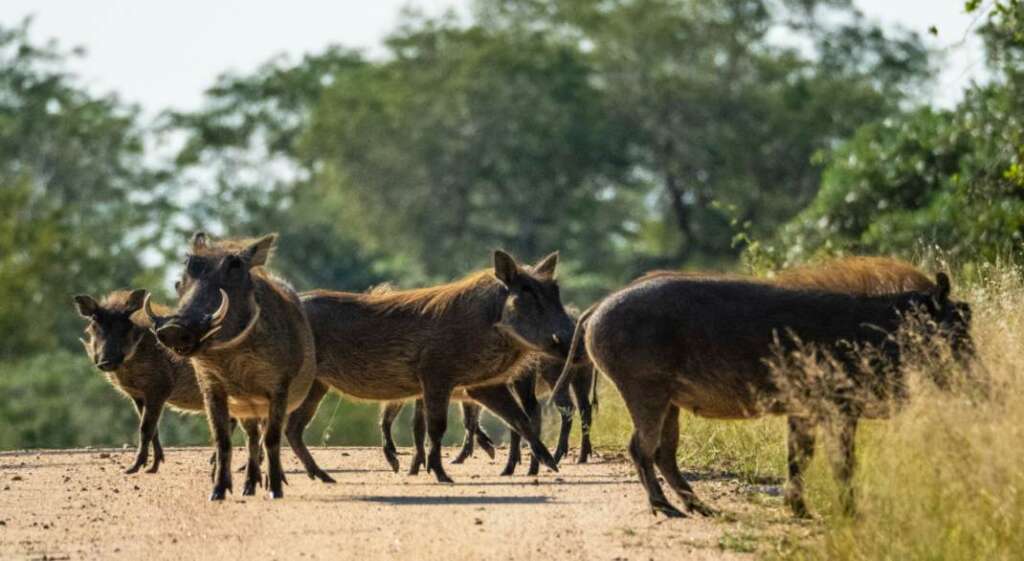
[74,232,975,518]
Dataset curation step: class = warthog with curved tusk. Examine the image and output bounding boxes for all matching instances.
[147,232,329,500]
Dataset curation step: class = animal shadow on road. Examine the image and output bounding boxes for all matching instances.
[319,495,553,506]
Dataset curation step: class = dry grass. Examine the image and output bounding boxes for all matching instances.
[588,263,1024,561]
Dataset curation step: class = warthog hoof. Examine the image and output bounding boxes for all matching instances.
[383,445,401,473]
[309,468,336,484]
[407,452,425,476]
[686,499,718,518]
[451,443,473,464]
[242,478,260,496]
[209,483,232,501]
[476,432,496,459]
[651,499,686,518]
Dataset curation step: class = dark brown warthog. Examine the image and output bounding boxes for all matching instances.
[377,356,596,476]
[553,265,972,518]
[294,250,575,483]
[502,355,597,475]
[379,399,495,473]
[146,232,328,500]
[74,289,204,474]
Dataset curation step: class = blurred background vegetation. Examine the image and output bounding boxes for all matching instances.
[0,0,1021,451]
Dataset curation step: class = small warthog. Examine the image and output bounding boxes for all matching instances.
[294,250,575,482]
[501,355,597,475]
[146,232,328,500]
[553,263,972,518]
[379,400,495,473]
[74,289,207,474]
[378,357,596,476]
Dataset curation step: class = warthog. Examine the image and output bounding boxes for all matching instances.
[378,356,596,476]
[502,355,597,475]
[553,263,972,518]
[74,289,207,474]
[293,250,576,483]
[146,232,327,500]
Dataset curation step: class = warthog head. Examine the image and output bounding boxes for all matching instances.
[73,289,148,372]
[492,250,576,359]
[905,272,974,362]
[146,232,273,357]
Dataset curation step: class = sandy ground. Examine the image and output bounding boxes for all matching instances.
[0,446,811,560]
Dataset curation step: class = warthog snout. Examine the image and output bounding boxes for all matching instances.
[94,355,123,371]
[146,289,230,356]
[155,323,200,356]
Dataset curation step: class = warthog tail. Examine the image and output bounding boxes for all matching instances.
[550,304,596,399]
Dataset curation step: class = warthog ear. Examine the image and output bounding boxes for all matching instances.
[125,289,148,313]
[73,294,99,318]
[493,250,520,286]
[190,231,209,251]
[533,251,559,277]
[935,272,951,302]
[241,233,277,268]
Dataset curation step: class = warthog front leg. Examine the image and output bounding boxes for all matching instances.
[284,380,335,483]
[467,384,558,476]
[126,396,166,475]
[241,419,263,496]
[421,384,454,483]
[656,405,715,516]
[210,418,239,469]
[519,376,544,476]
[204,385,233,501]
[785,416,816,518]
[453,402,493,464]
[407,399,427,476]
[831,415,859,517]
[379,400,405,472]
[263,385,289,499]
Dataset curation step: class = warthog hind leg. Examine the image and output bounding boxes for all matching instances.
[421,384,454,483]
[408,399,427,476]
[656,405,715,516]
[468,384,558,475]
[284,380,335,483]
[622,388,684,518]
[380,400,404,472]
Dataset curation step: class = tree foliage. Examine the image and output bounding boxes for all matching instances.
[0,20,162,359]
[771,7,1024,264]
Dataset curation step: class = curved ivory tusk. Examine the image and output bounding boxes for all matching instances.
[143,293,166,328]
[209,289,230,327]
[206,292,261,352]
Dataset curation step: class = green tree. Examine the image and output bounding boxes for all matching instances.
[772,12,1024,263]
[302,17,635,296]
[164,47,390,292]
[475,0,931,268]
[0,20,163,359]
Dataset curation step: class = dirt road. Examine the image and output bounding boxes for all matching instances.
[0,447,806,560]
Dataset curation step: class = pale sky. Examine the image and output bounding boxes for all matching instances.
[2,1,988,117]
